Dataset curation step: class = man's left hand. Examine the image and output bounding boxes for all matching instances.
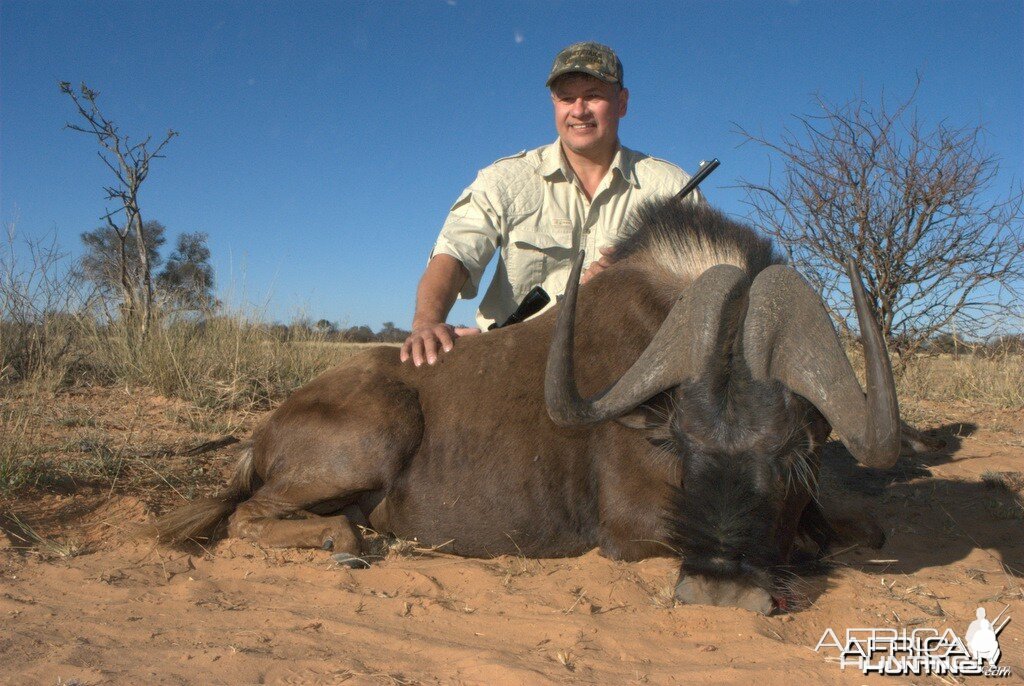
[581,245,618,284]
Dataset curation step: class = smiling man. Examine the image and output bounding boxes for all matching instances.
[401,42,703,366]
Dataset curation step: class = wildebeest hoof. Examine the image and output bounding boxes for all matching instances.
[675,575,774,615]
[322,537,334,551]
[332,552,370,569]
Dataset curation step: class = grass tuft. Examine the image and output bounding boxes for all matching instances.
[897,351,1024,409]
[1,512,87,559]
[981,471,1024,493]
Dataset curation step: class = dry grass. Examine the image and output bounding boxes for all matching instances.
[0,330,379,498]
[841,341,1024,411]
[2,307,370,408]
[1,511,86,559]
[979,471,1024,521]
[897,351,1024,409]
[0,390,125,496]
[80,315,364,411]
[0,399,50,494]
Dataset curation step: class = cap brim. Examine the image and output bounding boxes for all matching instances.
[546,67,619,88]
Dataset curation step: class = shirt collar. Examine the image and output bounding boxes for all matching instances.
[539,140,639,188]
[610,145,640,188]
[539,140,570,180]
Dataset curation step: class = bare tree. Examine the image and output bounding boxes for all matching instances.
[737,83,1024,357]
[78,219,166,320]
[60,81,178,338]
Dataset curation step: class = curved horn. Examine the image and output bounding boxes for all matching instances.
[741,261,900,468]
[545,253,751,426]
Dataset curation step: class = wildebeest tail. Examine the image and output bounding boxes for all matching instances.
[147,444,260,545]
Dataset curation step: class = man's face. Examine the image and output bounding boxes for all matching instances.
[550,74,628,158]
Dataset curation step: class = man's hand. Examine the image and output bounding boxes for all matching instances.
[581,245,618,284]
[401,323,481,366]
[402,254,475,366]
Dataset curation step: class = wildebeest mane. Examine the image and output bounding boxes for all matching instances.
[613,199,782,287]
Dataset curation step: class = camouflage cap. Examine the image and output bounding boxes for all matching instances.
[546,42,623,88]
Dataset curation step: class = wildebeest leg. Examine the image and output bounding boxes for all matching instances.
[227,366,424,553]
[228,490,361,553]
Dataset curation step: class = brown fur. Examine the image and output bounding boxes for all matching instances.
[150,203,819,570]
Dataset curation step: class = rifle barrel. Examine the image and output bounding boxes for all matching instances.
[673,158,720,202]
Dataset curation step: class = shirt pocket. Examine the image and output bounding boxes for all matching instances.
[506,229,574,298]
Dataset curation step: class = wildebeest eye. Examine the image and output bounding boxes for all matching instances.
[614,391,674,432]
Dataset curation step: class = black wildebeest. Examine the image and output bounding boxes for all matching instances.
[153,200,902,614]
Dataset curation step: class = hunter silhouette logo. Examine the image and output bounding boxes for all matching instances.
[966,606,1009,665]
[815,605,1012,677]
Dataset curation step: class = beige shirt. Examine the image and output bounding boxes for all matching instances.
[432,140,702,329]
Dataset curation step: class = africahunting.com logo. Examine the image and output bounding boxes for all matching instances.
[815,605,1012,677]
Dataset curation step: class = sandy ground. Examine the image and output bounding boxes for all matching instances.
[1,389,1022,685]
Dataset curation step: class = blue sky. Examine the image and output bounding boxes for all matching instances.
[2,0,1022,328]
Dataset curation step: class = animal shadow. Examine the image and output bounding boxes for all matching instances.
[817,423,1022,581]
[822,421,979,496]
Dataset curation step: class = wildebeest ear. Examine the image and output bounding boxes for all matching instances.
[614,392,673,435]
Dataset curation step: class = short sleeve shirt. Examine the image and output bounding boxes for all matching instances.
[431,140,703,329]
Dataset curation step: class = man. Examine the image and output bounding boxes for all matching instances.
[401,41,703,366]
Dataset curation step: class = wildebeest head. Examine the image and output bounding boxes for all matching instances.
[545,251,900,614]
[665,372,825,614]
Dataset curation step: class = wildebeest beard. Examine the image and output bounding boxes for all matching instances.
[664,374,818,597]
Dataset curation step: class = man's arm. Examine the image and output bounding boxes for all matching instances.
[400,254,481,366]
[402,160,509,365]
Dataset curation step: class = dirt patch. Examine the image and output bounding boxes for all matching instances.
[1,388,1022,684]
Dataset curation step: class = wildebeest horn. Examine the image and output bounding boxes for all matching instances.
[741,261,901,468]
[546,252,750,426]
